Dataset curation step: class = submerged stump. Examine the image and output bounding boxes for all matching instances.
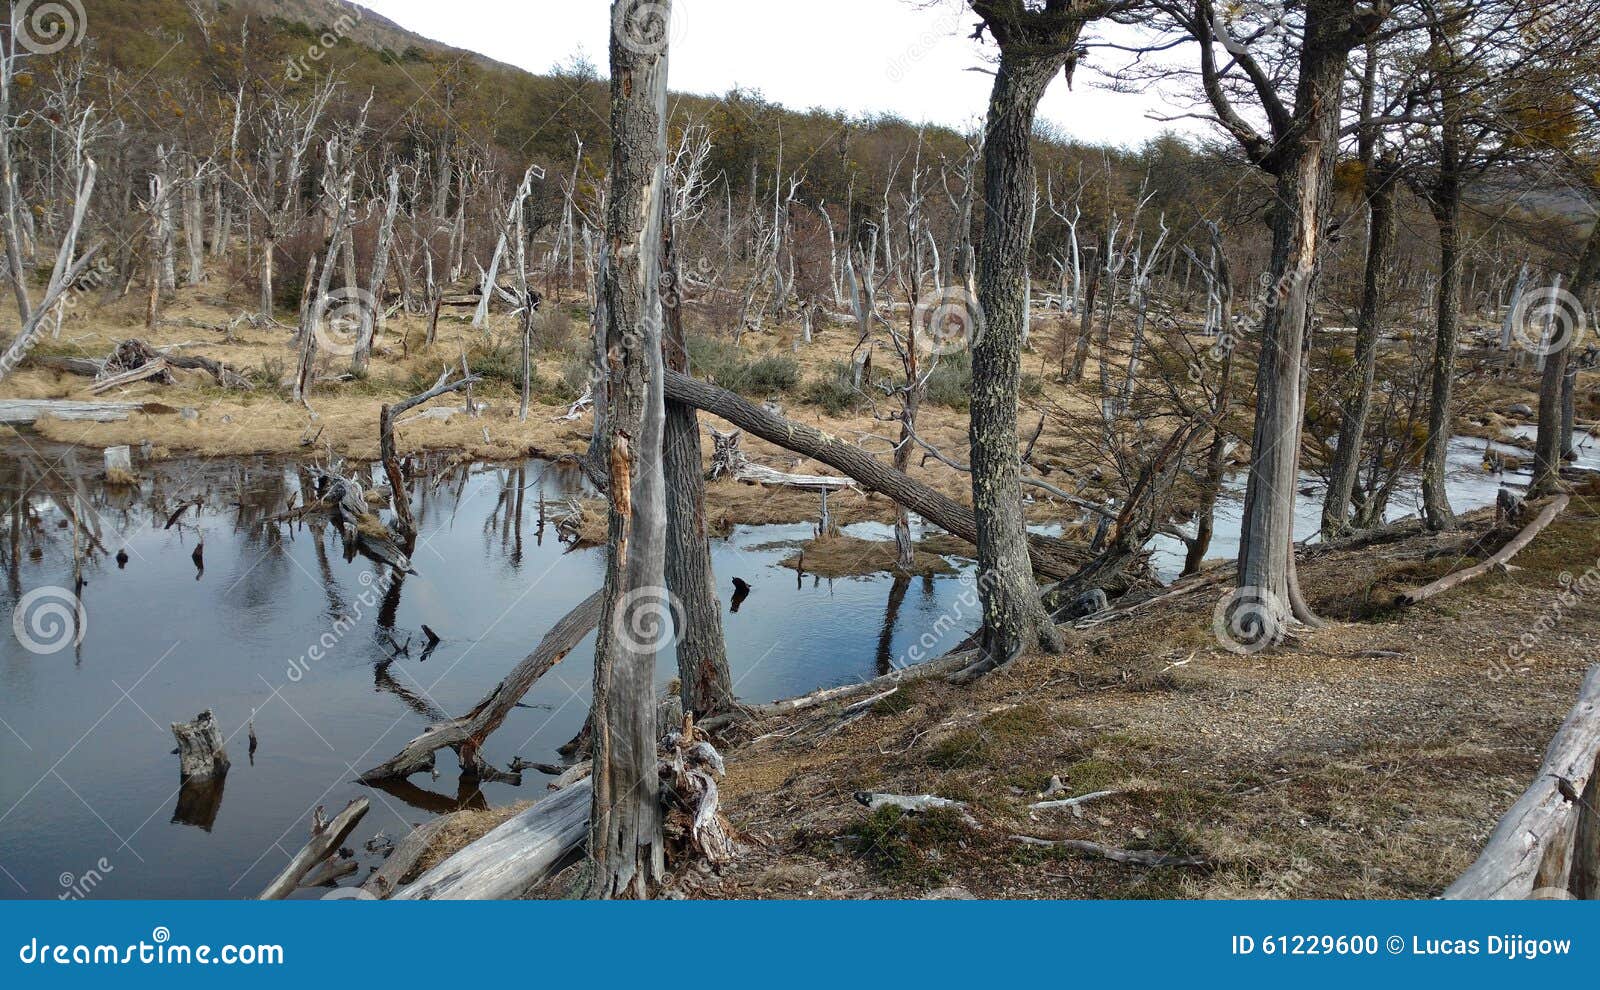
[172,709,230,780]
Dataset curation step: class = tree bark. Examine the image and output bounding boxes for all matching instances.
[1534,222,1600,493]
[965,45,1067,675]
[661,194,732,716]
[1322,160,1395,536]
[1232,2,1350,648]
[1420,187,1462,530]
[588,0,672,899]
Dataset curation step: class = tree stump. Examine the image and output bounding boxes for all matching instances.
[172,709,229,780]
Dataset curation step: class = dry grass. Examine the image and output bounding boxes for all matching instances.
[701,499,1600,900]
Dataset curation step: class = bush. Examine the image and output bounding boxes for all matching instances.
[686,335,798,394]
[804,361,863,415]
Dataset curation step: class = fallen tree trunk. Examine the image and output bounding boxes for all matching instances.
[394,779,591,900]
[1398,495,1570,606]
[1445,665,1600,899]
[258,798,370,900]
[0,399,142,424]
[361,811,469,899]
[1011,834,1208,868]
[663,369,1090,580]
[359,590,605,783]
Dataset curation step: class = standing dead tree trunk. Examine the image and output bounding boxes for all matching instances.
[661,178,733,717]
[1322,145,1397,537]
[1533,222,1600,493]
[587,0,673,899]
[351,169,400,377]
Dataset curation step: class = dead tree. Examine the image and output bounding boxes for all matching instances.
[661,168,733,716]
[587,0,673,899]
[350,168,400,376]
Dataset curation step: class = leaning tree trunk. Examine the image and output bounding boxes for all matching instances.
[964,48,1067,676]
[660,194,732,717]
[1534,220,1600,493]
[1420,186,1462,530]
[588,0,671,900]
[1322,162,1394,537]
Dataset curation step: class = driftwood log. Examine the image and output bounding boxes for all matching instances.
[1445,665,1600,899]
[1398,495,1570,606]
[360,589,605,782]
[1011,834,1208,868]
[258,798,370,900]
[663,369,1091,580]
[0,399,142,424]
[394,780,591,900]
[360,811,469,899]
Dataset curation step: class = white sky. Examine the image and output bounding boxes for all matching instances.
[351,0,1193,149]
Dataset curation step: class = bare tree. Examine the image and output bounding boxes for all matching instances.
[588,0,673,899]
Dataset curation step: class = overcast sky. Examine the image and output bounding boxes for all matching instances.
[352,0,1194,149]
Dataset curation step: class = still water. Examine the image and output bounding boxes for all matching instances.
[0,446,980,899]
[0,426,1572,898]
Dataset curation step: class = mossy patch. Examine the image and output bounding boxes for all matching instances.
[847,805,974,884]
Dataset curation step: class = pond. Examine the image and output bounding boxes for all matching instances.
[0,428,1564,898]
[0,445,982,899]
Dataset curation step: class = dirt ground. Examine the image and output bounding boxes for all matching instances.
[677,491,1600,900]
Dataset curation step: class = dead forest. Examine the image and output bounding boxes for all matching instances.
[3,0,1600,901]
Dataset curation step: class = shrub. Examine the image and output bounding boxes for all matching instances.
[804,361,863,415]
[686,335,798,394]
